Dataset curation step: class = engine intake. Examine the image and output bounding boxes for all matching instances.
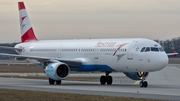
[45,62,70,80]
[56,64,69,78]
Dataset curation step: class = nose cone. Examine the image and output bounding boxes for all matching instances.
[154,53,168,70]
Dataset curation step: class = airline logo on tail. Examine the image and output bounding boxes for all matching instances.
[18,2,37,43]
[21,16,26,28]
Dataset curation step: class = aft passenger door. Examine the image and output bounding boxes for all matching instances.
[94,48,98,59]
[127,41,137,60]
[58,45,63,58]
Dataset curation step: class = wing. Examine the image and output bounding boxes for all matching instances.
[0,53,82,67]
[0,46,22,51]
[166,50,178,56]
[0,46,82,67]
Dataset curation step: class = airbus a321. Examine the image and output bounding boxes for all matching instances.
[0,2,177,88]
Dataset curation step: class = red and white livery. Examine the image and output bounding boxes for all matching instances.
[0,2,177,88]
[18,2,37,42]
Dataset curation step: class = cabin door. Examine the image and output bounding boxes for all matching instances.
[127,41,137,60]
[58,45,63,58]
[94,48,98,59]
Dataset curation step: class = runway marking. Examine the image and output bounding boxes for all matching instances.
[176,68,180,71]
[173,66,180,72]
[134,81,140,84]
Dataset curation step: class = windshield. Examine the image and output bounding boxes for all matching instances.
[151,47,159,52]
[140,47,164,52]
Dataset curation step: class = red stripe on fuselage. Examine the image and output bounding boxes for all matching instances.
[113,43,128,56]
[21,28,37,42]
[18,2,26,10]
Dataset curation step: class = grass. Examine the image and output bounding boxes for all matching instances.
[0,88,169,101]
[0,64,104,82]
[2,76,100,82]
[168,59,180,64]
[0,64,43,73]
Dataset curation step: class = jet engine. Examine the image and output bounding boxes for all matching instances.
[123,72,149,80]
[45,62,70,80]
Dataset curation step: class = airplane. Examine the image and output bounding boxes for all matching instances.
[0,1,177,88]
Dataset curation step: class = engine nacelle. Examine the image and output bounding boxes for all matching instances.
[123,72,149,80]
[45,62,70,80]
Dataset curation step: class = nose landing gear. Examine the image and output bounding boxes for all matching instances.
[138,72,148,88]
[139,80,148,88]
[100,72,113,85]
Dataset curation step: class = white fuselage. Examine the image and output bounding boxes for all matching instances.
[15,38,168,72]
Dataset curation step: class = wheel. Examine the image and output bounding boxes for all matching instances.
[100,75,106,85]
[139,81,144,88]
[143,81,148,88]
[49,78,55,85]
[107,76,113,85]
[56,80,62,85]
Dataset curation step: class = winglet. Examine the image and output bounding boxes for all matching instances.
[173,50,177,57]
[18,2,38,43]
[167,50,178,56]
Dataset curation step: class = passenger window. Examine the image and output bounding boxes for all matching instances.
[140,47,146,52]
[145,47,150,52]
[151,47,159,52]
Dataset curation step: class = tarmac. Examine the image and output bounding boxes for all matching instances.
[0,65,180,100]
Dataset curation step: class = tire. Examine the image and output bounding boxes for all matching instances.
[56,80,62,85]
[143,81,148,88]
[139,81,144,88]
[100,75,106,85]
[107,76,113,85]
[49,78,55,85]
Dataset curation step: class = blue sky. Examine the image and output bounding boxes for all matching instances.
[0,0,180,42]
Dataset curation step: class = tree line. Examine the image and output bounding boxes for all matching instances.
[155,37,180,58]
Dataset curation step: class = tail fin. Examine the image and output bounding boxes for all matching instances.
[18,2,38,43]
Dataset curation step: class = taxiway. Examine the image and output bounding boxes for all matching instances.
[0,65,180,100]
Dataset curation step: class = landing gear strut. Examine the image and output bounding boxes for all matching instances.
[100,72,113,85]
[49,78,62,85]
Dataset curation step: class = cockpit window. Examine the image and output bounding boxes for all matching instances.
[159,47,164,52]
[151,47,159,52]
[141,47,164,52]
[145,47,150,52]
[140,47,146,52]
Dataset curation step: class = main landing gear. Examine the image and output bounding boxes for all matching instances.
[100,72,113,85]
[49,78,62,85]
